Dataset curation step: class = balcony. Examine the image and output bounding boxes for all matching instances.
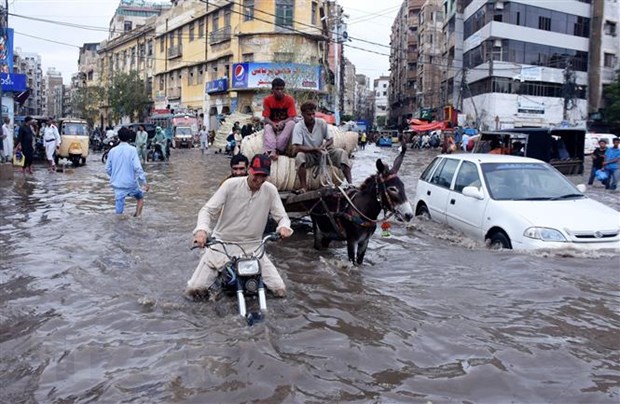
[210,26,232,45]
[167,45,183,60]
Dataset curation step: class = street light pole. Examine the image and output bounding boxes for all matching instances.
[334,2,340,125]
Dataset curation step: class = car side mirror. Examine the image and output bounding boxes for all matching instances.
[462,186,484,200]
[576,184,586,193]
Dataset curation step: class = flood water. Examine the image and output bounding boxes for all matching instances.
[1,145,619,403]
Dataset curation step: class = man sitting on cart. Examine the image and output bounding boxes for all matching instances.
[292,101,352,194]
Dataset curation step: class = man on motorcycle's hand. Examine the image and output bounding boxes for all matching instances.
[193,230,208,248]
[278,227,293,238]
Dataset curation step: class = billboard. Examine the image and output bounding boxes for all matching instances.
[0,28,14,74]
[1,73,27,92]
[232,62,323,91]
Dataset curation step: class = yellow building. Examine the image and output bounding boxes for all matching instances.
[153,0,329,127]
[97,22,156,124]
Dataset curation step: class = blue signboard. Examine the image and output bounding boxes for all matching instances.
[231,62,323,91]
[1,73,27,92]
[0,29,14,74]
[206,78,228,94]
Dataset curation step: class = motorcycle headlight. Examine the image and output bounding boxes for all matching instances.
[523,227,567,242]
[237,259,260,276]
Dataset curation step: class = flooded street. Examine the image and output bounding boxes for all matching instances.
[1,145,619,403]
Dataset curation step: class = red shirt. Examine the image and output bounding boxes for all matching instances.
[262,94,296,123]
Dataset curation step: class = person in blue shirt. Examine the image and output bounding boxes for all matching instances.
[602,137,620,191]
[105,127,150,216]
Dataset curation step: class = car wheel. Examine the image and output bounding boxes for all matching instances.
[415,204,431,220]
[488,231,512,250]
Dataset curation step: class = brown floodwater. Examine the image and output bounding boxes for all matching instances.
[1,145,618,403]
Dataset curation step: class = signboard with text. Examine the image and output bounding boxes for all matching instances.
[231,62,323,91]
[206,78,228,94]
[1,73,27,92]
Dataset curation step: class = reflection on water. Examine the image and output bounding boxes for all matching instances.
[0,146,618,403]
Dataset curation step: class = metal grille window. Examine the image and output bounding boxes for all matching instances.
[213,11,219,32]
[199,18,205,37]
[275,0,294,28]
[243,0,254,21]
[189,22,195,41]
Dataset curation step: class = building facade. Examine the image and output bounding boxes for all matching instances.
[440,0,465,119]
[354,74,373,125]
[151,0,330,129]
[374,76,390,128]
[417,0,444,118]
[42,67,63,118]
[342,58,356,117]
[14,48,43,116]
[109,0,170,39]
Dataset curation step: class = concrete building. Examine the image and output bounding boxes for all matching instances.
[342,58,356,117]
[417,0,444,118]
[374,76,390,128]
[78,43,101,87]
[14,48,43,116]
[152,0,329,128]
[388,0,425,127]
[588,0,620,114]
[440,0,465,119]
[459,0,605,129]
[354,74,373,125]
[42,67,63,118]
[109,0,171,39]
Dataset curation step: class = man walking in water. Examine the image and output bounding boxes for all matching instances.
[43,118,61,172]
[262,77,297,160]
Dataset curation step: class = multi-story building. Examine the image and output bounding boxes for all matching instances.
[109,0,171,39]
[388,0,425,127]
[588,0,619,114]
[63,84,72,117]
[354,74,373,125]
[417,0,444,118]
[460,0,600,129]
[98,22,156,123]
[374,76,390,128]
[14,48,43,116]
[152,0,329,129]
[42,67,63,118]
[342,58,356,117]
[440,0,465,118]
[77,43,101,87]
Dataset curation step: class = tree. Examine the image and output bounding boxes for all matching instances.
[72,85,105,128]
[108,71,152,122]
[602,71,620,131]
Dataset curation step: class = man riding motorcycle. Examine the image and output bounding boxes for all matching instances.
[152,126,169,161]
[185,154,293,300]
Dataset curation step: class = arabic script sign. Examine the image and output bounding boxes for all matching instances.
[231,62,323,91]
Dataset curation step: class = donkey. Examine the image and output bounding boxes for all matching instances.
[310,147,414,265]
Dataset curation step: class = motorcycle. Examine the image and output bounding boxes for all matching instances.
[192,233,281,324]
[101,136,119,163]
[146,141,169,162]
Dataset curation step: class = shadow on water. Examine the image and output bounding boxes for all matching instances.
[0,147,618,403]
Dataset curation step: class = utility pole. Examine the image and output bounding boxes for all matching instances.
[0,0,7,122]
[333,2,340,125]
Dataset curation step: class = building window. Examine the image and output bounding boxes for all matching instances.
[275,0,294,28]
[189,22,195,41]
[311,1,317,25]
[538,16,551,31]
[124,21,132,32]
[604,21,617,36]
[242,53,254,62]
[604,53,617,68]
[188,67,194,86]
[160,36,164,52]
[169,32,174,47]
[198,66,204,84]
[199,18,205,37]
[147,40,153,56]
[159,76,164,91]
[274,52,294,62]
[224,6,231,27]
[213,11,219,32]
[243,0,254,21]
[177,29,182,47]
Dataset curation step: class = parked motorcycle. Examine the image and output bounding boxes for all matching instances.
[191,233,281,324]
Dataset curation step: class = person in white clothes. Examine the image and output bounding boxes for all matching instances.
[43,118,61,172]
[198,125,209,154]
[1,117,13,163]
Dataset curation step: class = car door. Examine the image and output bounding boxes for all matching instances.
[423,157,459,223]
[446,160,488,239]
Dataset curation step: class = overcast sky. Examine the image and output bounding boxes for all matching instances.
[9,0,401,84]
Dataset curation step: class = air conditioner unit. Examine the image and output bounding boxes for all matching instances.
[493,39,502,47]
[495,1,504,10]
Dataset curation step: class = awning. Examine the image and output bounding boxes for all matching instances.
[316,111,336,124]
[409,121,445,132]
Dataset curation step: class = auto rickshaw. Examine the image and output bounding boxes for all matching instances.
[57,118,89,167]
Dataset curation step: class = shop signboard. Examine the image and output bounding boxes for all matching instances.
[232,62,322,91]
[206,78,228,94]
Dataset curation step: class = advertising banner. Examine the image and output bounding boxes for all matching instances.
[1,73,27,92]
[206,78,228,94]
[231,62,323,91]
[0,28,14,74]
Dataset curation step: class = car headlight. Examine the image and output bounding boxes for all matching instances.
[523,227,567,242]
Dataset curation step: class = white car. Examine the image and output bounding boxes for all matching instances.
[585,133,617,154]
[413,154,620,250]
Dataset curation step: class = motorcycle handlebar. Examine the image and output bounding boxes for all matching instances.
[190,232,281,256]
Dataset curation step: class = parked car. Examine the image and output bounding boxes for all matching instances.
[413,154,620,250]
[585,133,617,154]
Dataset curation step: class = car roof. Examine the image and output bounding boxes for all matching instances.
[437,153,544,164]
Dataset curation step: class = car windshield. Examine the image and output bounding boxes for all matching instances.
[176,127,192,135]
[481,162,582,201]
[62,123,88,136]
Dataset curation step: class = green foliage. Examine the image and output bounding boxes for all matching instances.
[72,86,105,127]
[108,71,152,122]
[376,115,386,128]
[341,114,355,122]
[602,71,620,128]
